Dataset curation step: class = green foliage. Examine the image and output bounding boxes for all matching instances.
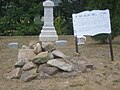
[54,0,87,35]
[87,0,120,43]
[1,0,86,35]
[13,23,41,36]
[54,15,68,35]
[0,0,9,17]
[1,0,120,37]
[91,34,109,43]
[112,16,120,37]
[0,0,43,36]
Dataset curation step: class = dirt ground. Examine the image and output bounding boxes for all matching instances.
[0,35,120,90]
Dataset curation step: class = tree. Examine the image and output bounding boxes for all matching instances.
[54,15,69,35]
[87,0,120,43]
[0,0,10,35]
[54,0,87,35]
[0,0,43,36]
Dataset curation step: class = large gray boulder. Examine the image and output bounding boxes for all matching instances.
[69,57,94,73]
[69,57,87,73]
[21,45,29,49]
[48,52,54,59]
[42,42,56,51]
[30,51,51,64]
[37,64,59,76]
[22,62,37,71]
[33,43,43,54]
[29,41,40,49]
[42,64,59,75]
[14,59,25,68]
[18,49,36,61]
[37,71,50,79]
[20,68,37,82]
[7,68,22,79]
[47,59,74,72]
[75,63,86,73]
[37,64,45,73]
[52,50,66,58]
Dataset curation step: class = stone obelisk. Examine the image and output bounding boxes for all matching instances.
[39,0,58,41]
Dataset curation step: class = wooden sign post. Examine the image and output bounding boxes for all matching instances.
[75,36,79,53]
[108,34,114,61]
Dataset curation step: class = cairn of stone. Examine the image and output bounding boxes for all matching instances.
[6,41,93,82]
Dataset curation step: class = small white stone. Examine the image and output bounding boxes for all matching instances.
[56,40,67,47]
[8,42,18,48]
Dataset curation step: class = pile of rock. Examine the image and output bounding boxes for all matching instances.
[6,41,93,82]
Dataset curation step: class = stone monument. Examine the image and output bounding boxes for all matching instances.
[39,0,58,41]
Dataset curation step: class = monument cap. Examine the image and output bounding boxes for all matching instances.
[43,0,54,7]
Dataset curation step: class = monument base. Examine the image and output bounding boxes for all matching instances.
[39,34,58,42]
[39,27,58,42]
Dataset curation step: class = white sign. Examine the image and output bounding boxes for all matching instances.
[72,9,111,36]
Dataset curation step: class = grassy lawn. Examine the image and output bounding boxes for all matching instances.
[0,35,120,90]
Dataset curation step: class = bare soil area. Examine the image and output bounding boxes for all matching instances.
[0,35,120,90]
